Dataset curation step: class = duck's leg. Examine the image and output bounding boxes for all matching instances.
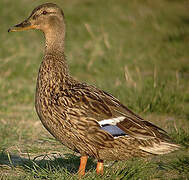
[78,156,88,176]
[96,160,104,175]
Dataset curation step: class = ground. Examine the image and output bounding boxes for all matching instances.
[0,0,189,179]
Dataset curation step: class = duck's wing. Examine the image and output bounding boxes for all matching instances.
[64,83,171,143]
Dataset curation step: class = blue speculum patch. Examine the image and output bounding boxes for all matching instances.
[101,125,127,137]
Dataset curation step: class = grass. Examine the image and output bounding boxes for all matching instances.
[0,0,189,179]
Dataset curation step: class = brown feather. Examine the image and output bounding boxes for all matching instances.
[10,3,179,161]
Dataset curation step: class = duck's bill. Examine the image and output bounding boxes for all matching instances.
[8,20,35,32]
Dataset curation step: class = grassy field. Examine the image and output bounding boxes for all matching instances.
[0,0,189,179]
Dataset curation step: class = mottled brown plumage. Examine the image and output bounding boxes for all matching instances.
[9,3,179,175]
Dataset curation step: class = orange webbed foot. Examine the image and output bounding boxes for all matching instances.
[78,156,88,176]
[96,160,104,175]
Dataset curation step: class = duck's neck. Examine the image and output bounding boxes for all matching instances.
[38,24,70,90]
[44,24,65,55]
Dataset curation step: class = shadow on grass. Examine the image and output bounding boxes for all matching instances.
[0,151,96,177]
[0,150,189,179]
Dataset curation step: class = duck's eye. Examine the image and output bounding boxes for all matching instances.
[42,11,47,15]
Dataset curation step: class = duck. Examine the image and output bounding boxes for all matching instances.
[8,3,179,176]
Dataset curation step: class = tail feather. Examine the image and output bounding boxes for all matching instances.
[139,141,180,155]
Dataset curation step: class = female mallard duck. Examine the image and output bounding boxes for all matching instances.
[8,3,179,176]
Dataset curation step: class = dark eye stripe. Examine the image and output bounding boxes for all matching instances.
[31,11,55,20]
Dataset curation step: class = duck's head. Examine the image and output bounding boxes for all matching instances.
[8,3,65,33]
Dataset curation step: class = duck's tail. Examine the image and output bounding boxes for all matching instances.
[139,141,180,155]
